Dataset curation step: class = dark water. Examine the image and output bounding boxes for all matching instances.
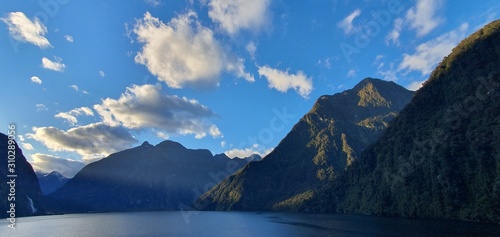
[1,211,499,237]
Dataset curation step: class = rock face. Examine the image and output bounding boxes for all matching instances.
[198,78,414,211]
[50,140,252,213]
[0,132,46,218]
[313,19,500,222]
[36,171,69,195]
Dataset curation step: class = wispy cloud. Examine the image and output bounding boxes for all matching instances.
[99,71,105,78]
[386,18,403,45]
[1,12,51,48]
[257,65,313,98]
[406,0,445,36]
[337,9,361,35]
[133,11,253,89]
[42,57,65,72]
[55,107,94,126]
[208,0,271,35]
[399,23,469,75]
[64,35,73,43]
[36,104,48,111]
[94,84,223,139]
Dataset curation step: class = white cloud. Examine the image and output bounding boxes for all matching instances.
[36,104,48,111]
[407,80,425,91]
[22,142,34,151]
[208,0,271,35]
[399,23,469,75]
[220,141,226,148]
[28,122,137,162]
[337,9,361,35]
[225,144,273,158]
[156,131,169,139]
[386,18,403,45]
[144,0,161,7]
[55,107,94,126]
[406,0,444,37]
[99,71,105,77]
[257,65,313,98]
[1,12,51,48]
[69,85,79,91]
[30,153,85,178]
[377,62,398,81]
[42,57,65,72]
[347,69,356,77]
[94,84,223,139]
[64,35,73,43]
[31,76,42,84]
[133,11,253,89]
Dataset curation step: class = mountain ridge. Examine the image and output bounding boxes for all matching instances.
[198,77,415,211]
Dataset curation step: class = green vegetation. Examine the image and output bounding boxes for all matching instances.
[309,19,500,223]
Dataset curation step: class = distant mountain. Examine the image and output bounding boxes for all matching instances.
[0,133,46,218]
[198,78,414,211]
[36,171,69,195]
[311,19,500,222]
[50,140,253,213]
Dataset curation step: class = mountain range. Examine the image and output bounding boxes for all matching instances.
[36,171,69,195]
[197,78,414,211]
[50,141,258,213]
[2,19,499,224]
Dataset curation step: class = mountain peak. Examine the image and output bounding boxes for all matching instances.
[156,140,186,150]
[140,141,153,147]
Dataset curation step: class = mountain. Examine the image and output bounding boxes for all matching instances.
[36,171,69,195]
[311,19,500,222]
[198,78,414,211]
[0,132,46,218]
[50,140,252,213]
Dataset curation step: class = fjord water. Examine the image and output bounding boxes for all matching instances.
[2,212,499,237]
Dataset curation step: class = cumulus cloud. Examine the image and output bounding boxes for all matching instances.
[30,153,85,178]
[257,65,313,98]
[55,107,94,126]
[42,56,65,72]
[208,0,271,35]
[28,122,138,162]
[399,23,469,75]
[99,71,105,78]
[31,76,42,84]
[337,9,361,35]
[406,0,444,37]
[94,84,223,139]
[1,12,51,48]
[64,35,73,43]
[225,144,273,158]
[133,11,253,89]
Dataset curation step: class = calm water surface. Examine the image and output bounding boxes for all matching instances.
[1,211,499,237]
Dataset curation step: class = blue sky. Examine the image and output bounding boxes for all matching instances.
[1,0,498,177]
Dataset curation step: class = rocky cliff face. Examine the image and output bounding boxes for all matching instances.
[0,132,46,218]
